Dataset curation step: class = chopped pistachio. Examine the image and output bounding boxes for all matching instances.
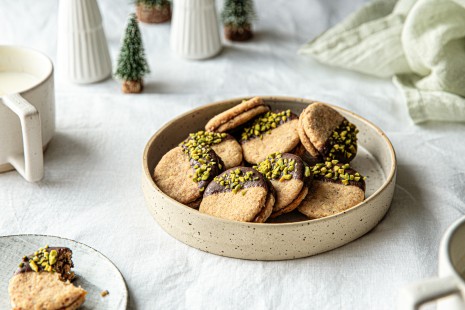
[305,166,311,177]
[241,110,293,140]
[29,261,39,272]
[326,120,358,161]
[253,152,301,181]
[309,161,366,186]
[214,169,255,194]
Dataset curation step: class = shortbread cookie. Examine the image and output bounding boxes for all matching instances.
[154,146,223,206]
[199,167,274,223]
[240,110,300,164]
[299,102,358,163]
[297,114,320,158]
[205,97,270,133]
[181,131,242,169]
[9,272,86,310]
[9,246,86,310]
[254,153,310,218]
[298,160,366,219]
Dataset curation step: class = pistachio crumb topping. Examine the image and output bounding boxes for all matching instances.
[310,160,366,185]
[181,130,227,150]
[241,110,292,141]
[253,152,296,181]
[214,169,258,194]
[327,120,358,161]
[304,165,311,178]
[179,130,226,189]
[21,246,59,273]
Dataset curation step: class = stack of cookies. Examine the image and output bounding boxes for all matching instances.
[154,97,366,223]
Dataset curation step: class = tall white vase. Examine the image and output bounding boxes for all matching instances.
[170,0,222,60]
[57,0,112,84]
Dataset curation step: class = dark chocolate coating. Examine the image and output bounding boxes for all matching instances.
[14,247,73,275]
[319,118,357,163]
[182,132,235,145]
[188,148,224,191]
[280,153,305,180]
[240,110,298,143]
[203,167,268,197]
[254,153,305,182]
[312,166,365,191]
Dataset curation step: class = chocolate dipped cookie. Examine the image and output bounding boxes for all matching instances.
[153,146,223,208]
[254,153,311,218]
[9,246,87,310]
[199,167,275,223]
[205,97,270,133]
[299,102,358,163]
[240,110,300,164]
[298,160,366,219]
[181,131,242,170]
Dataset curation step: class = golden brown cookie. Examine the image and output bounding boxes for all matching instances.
[181,131,242,170]
[297,115,320,158]
[299,102,358,163]
[9,246,86,310]
[199,167,274,223]
[9,272,87,310]
[254,153,311,218]
[205,97,270,133]
[298,160,366,219]
[240,110,300,164]
[153,146,223,206]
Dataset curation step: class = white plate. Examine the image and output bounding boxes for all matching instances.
[0,234,128,309]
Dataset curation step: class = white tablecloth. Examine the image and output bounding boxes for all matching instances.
[1,0,465,309]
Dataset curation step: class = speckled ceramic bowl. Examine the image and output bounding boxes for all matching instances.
[142,97,396,260]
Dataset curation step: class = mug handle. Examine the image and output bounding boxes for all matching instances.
[398,275,461,309]
[1,94,44,182]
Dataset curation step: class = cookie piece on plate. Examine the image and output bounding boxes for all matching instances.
[240,110,300,164]
[9,246,87,310]
[205,97,270,133]
[299,102,358,163]
[153,146,223,208]
[298,160,366,219]
[254,153,310,218]
[199,167,275,223]
[181,131,242,170]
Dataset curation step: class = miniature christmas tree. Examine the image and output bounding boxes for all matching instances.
[221,0,256,42]
[135,0,171,24]
[114,13,150,94]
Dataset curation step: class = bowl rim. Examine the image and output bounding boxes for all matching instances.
[142,96,397,227]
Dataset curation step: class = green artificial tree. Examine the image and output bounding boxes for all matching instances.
[221,0,256,42]
[135,0,171,24]
[114,13,150,94]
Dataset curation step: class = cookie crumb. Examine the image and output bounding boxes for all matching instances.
[100,290,109,297]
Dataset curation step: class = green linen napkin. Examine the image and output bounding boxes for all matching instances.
[299,0,465,123]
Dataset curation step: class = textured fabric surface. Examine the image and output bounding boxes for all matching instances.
[1,0,465,309]
[300,0,465,123]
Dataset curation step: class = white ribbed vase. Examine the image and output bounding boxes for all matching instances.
[57,0,112,83]
[170,0,222,60]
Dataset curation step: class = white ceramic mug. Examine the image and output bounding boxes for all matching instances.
[0,46,55,182]
[399,216,465,309]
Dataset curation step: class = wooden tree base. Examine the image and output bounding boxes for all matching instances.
[136,4,171,24]
[122,80,143,94]
[224,25,253,42]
